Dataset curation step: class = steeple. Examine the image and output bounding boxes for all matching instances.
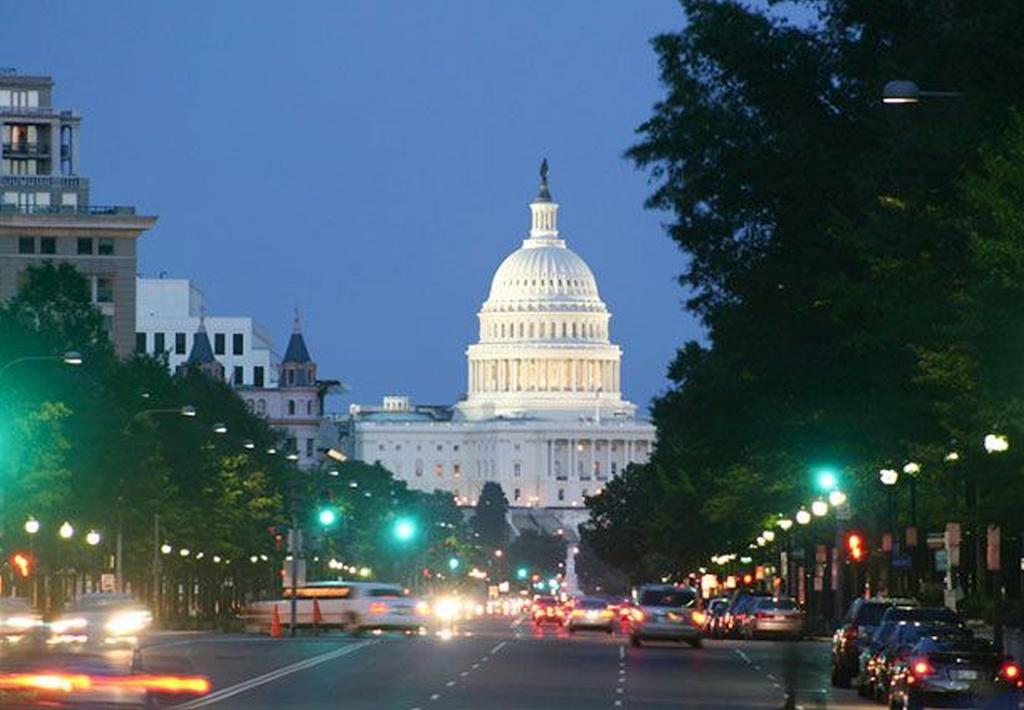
[176,308,225,380]
[281,307,316,387]
[528,158,561,243]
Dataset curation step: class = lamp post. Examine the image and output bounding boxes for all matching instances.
[983,433,1009,648]
[882,80,964,104]
[24,518,39,605]
[880,468,899,593]
[0,351,83,382]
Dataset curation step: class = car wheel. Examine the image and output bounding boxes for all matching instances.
[630,634,642,647]
[688,637,702,649]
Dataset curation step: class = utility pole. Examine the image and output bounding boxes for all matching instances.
[289,519,301,637]
[152,513,160,623]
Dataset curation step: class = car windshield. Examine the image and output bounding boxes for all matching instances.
[640,590,696,608]
[759,598,797,610]
[884,606,959,625]
[854,602,891,625]
[578,599,608,610]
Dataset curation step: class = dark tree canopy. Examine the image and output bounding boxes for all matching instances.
[470,481,509,549]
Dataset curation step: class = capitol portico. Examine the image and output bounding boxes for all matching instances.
[347,162,655,524]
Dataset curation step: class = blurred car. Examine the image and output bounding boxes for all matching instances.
[532,596,566,626]
[880,604,963,628]
[704,597,730,637]
[629,585,702,648]
[50,593,152,647]
[0,597,42,643]
[871,622,970,704]
[738,597,804,639]
[245,581,426,634]
[566,598,615,634]
[722,591,773,639]
[0,632,210,707]
[889,635,1021,710]
[856,619,902,698]
[831,596,918,687]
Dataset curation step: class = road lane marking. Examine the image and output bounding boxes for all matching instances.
[472,663,480,669]
[430,693,441,701]
[614,701,622,707]
[460,671,469,677]
[490,641,507,654]
[446,681,456,687]
[619,645,625,660]
[176,639,376,707]
[766,673,776,681]
[734,648,751,664]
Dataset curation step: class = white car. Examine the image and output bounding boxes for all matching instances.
[245,581,426,634]
[50,593,152,647]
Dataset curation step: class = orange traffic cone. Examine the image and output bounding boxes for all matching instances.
[312,599,323,636]
[270,604,282,638]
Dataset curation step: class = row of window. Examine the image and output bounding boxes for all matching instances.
[486,320,605,341]
[244,398,317,416]
[135,331,245,356]
[376,442,513,453]
[17,236,114,256]
[0,89,40,108]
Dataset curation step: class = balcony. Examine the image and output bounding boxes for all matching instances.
[0,106,77,119]
[0,203,135,216]
[2,141,50,156]
[0,175,83,188]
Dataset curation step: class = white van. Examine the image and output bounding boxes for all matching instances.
[243,581,425,634]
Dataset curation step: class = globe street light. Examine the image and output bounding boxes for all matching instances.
[811,500,829,517]
[85,530,101,546]
[880,468,899,486]
[984,433,1009,454]
[828,490,848,507]
[160,544,172,555]
[903,461,921,475]
[778,518,793,531]
[796,509,812,525]
[762,530,776,543]
[24,518,40,535]
[58,521,74,539]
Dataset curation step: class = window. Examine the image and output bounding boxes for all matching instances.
[288,400,295,415]
[233,333,244,355]
[95,277,113,303]
[153,332,165,352]
[306,401,312,415]
[611,462,618,476]
[257,399,266,415]
[558,488,565,502]
[17,236,34,254]
[453,444,459,452]
[77,237,93,255]
[435,463,443,477]
[305,439,314,457]
[214,333,225,355]
[514,488,521,502]
[555,460,565,480]
[514,463,521,477]
[135,332,146,354]
[98,239,114,256]
[253,366,264,387]
[453,464,461,477]
[582,488,589,498]
[286,437,297,454]
[174,332,186,355]
[233,366,243,385]
[415,459,424,477]
[40,237,55,254]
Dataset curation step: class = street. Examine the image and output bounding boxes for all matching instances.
[131,618,876,709]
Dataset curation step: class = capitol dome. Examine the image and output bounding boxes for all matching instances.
[455,161,636,422]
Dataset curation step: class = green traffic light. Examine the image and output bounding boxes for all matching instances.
[393,517,416,542]
[516,567,528,580]
[815,469,838,491]
[318,508,338,526]
[448,557,460,571]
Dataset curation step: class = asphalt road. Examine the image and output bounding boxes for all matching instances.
[131,618,877,709]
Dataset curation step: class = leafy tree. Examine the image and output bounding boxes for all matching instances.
[470,481,509,549]
[506,530,564,580]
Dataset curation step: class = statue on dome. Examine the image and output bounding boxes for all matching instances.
[540,158,549,183]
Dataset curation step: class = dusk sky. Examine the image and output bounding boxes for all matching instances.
[6,1,705,414]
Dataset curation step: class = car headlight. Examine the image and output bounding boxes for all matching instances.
[51,617,88,634]
[105,611,151,636]
[434,597,460,621]
[4,615,40,630]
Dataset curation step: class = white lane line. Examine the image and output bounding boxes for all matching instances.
[772,683,781,689]
[430,693,441,701]
[619,645,625,660]
[460,671,469,677]
[490,641,507,655]
[766,673,776,681]
[735,648,751,664]
[753,664,762,671]
[176,640,375,708]
[614,701,623,707]
[445,680,456,687]
[472,663,480,669]
[616,687,624,694]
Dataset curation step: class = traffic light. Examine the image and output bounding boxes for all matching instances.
[10,552,30,578]
[815,468,838,491]
[393,517,416,543]
[447,557,460,571]
[846,531,865,562]
[318,507,338,527]
[516,567,528,580]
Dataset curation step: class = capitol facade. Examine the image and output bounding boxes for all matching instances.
[348,164,655,526]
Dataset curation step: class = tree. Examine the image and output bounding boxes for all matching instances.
[470,482,509,549]
[506,531,565,580]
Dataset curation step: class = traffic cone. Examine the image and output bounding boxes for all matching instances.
[312,598,323,636]
[270,604,282,638]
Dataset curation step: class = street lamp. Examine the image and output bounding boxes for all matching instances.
[903,461,921,475]
[0,350,84,381]
[762,530,776,543]
[756,536,766,547]
[778,518,793,531]
[85,530,101,546]
[984,433,1009,454]
[815,469,838,491]
[160,544,172,555]
[828,490,848,507]
[811,500,829,517]
[286,452,299,462]
[880,468,899,486]
[180,405,197,417]
[24,518,40,535]
[243,439,255,450]
[212,422,227,435]
[796,509,812,525]
[882,80,964,104]
[58,521,74,539]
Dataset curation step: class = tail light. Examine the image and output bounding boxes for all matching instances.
[601,610,614,619]
[369,602,389,615]
[631,609,645,623]
[755,612,774,619]
[907,658,933,684]
[0,673,210,696]
[844,626,859,640]
[571,610,584,618]
[691,611,707,626]
[1000,661,1022,686]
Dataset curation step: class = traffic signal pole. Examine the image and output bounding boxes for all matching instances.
[289,515,301,637]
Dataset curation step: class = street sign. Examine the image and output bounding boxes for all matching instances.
[100,573,116,592]
[815,545,827,564]
[927,532,945,550]
[935,549,948,572]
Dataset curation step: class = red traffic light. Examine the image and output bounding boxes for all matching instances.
[10,553,30,577]
[846,532,865,562]
[742,573,753,585]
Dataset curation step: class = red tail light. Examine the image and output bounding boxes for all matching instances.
[691,611,707,626]
[0,673,211,696]
[755,612,775,619]
[844,626,859,640]
[1000,661,1022,685]
[369,602,389,615]
[910,658,934,677]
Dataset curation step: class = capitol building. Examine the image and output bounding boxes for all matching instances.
[348,163,655,528]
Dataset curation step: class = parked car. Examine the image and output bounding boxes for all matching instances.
[722,591,774,639]
[831,596,918,687]
[738,597,804,639]
[889,635,1021,710]
[629,585,702,648]
[872,622,970,704]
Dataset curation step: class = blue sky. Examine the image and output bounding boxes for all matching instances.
[7,1,704,414]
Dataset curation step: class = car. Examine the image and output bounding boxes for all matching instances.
[0,597,41,643]
[629,585,702,648]
[704,597,730,637]
[879,604,963,628]
[532,596,566,626]
[831,597,919,687]
[244,581,426,634]
[872,622,970,704]
[856,620,902,698]
[722,591,774,639]
[566,597,615,633]
[50,593,152,647]
[888,635,1022,710]
[738,597,804,639]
